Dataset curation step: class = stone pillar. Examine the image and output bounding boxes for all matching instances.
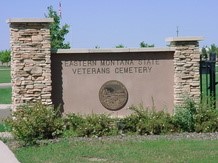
[8,18,53,110]
[166,37,203,106]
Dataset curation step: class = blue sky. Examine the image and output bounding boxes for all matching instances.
[1,0,218,50]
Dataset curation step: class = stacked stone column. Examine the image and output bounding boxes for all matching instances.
[167,37,203,106]
[8,18,203,112]
[8,18,53,110]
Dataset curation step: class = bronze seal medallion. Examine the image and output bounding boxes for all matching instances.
[99,80,128,111]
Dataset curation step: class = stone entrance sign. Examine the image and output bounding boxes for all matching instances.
[8,18,202,115]
[51,49,174,115]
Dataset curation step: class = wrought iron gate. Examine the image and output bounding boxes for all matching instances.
[200,53,217,107]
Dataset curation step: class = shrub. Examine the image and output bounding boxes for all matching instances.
[63,113,85,137]
[194,98,218,132]
[136,110,174,135]
[64,113,85,130]
[5,102,64,145]
[116,105,150,134]
[173,97,196,132]
[117,113,139,134]
[76,114,116,137]
[119,105,174,135]
[143,111,174,135]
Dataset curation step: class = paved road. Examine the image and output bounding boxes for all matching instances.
[0,141,20,163]
[0,83,12,88]
[0,71,19,162]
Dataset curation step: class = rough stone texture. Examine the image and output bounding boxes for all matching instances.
[8,19,202,113]
[9,19,53,110]
[170,40,201,106]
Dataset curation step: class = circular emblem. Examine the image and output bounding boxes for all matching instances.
[99,80,128,111]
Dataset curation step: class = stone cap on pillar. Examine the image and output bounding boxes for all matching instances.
[7,18,54,23]
[165,36,204,42]
[165,36,204,47]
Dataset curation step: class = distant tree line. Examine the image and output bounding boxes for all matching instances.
[0,50,11,66]
[114,41,155,48]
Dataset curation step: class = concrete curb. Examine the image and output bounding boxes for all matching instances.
[0,141,20,163]
[0,83,12,88]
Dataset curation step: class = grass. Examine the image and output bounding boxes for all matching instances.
[201,73,218,101]
[0,87,12,104]
[0,123,6,132]
[0,123,11,132]
[14,138,218,163]
[0,68,11,83]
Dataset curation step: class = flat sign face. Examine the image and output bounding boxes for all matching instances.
[51,51,174,116]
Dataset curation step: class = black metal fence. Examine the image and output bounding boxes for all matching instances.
[200,53,217,107]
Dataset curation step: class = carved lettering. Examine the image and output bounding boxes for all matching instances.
[64,59,159,75]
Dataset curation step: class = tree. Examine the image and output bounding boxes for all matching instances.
[115,44,125,48]
[45,6,70,49]
[207,44,218,54]
[0,50,11,66]
[201,44,218,59]
[140,41,154,48]
[201,47,208,59]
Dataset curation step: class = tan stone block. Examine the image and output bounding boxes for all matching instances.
[31,67,42,74]
[184,63,193,68]
[41,94,51,97]
[19,37,32,41]
[27,90,34,94]
[32,35,43,42]
[43,87,52,92]
[35,77,45,81]
[21,81,33,85]
[34,84,44,89]
[23,67,32,72]
[32,89,42,92]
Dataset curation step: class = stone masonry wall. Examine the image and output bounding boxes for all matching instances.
[8,19,53,109]
[169,39,202,106]
[8,18,202,112]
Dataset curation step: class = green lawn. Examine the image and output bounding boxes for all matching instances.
[0,69,11,83]
[201,73,218,101]
[0,87,12,104]
[0,123,6,132]
[14,138,218,163]
[0,123,10,132]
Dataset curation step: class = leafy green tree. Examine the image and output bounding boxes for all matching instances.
[115,44,125,48]
[207,44,218,54]
[0,50,11,66]
[140,41,154,48]
[45,6,70,49]
[201,44,218,59]
[201,47,208,59]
